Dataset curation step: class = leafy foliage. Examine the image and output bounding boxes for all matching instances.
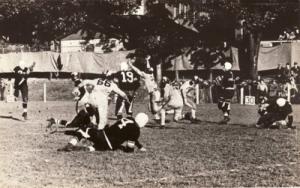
[0,0,299,75]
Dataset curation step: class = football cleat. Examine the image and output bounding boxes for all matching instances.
[46,118,57,129]
[219,116,230,124]
[190,118,201,124]
[57,143,74,152]
[117,115,123,120]
[139,147,147,152]
[182,112,192,120]
[22,112,28,120]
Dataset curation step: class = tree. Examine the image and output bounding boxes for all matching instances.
[0,0,140,44]
[1,0,298,80]
[163,0,299,79]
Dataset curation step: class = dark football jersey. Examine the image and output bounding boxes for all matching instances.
[266,99,293,119]
[73,79,82,87]
[115,70,140,91]
[104,117,142,149]
[222,71,235,89]
[14,66,29,87]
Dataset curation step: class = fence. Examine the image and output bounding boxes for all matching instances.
[195,83,300,105]
[0,45,52,54]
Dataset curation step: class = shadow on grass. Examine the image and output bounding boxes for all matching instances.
[198,120,255,128]
[145,123,186,130]
[108,117,118,121]
[0,115,23,121]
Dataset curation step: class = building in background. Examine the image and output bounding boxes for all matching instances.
[60,30,124,53]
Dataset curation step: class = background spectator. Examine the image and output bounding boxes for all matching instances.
[291,62,300,84]
[268,79,279,101]
[276,63,285,83]
[0,78,6,101]
[283,63,292,83]
[294,26,300,39]
[256,76,268,99]
[278,26,300,40]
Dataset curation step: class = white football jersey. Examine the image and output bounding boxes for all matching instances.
[180,80,196,95]
[83,79,124,98]
[141,72,158,93]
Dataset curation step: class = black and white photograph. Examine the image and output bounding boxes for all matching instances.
[0,0,299,187]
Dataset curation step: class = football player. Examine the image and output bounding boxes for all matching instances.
[71,73,129,130]
[256,97,295,129]
[160,80,184,127]
[128,56,161,121]
[180,76,203,123]
[47,103,99,130]
[160,76,170,97]
[58,112,148,152]
[114,61,140,119]
[13,60,35,120]
[215,62,236,124]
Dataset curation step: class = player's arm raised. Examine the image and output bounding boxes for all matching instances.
[128,62,144,77]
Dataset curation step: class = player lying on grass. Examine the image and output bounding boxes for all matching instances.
[57,113,148,152]
[256,97,295,129]
[47,103,99,131]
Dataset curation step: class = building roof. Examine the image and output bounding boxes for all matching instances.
[61,30,101,41]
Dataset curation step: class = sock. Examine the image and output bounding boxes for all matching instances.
[224,112,229,118]
[154,113,160,120]
[287,115,294,127]
[166,109,175,114]
[160,109,166,126]
[191,109,196,119]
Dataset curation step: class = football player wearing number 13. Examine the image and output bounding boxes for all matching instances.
[114,60,141,119]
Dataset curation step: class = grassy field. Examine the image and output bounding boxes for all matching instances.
[0,101,299,187]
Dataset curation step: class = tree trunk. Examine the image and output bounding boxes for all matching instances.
[253,33,262,79]
[156,62,162,83]
[175,70,179,80]
[249,33,261,80]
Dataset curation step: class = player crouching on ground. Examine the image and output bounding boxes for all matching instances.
[58,113,148,152]
[256,97,295,129]
[159,80,184,128]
